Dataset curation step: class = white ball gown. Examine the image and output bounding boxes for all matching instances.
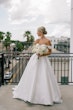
[12,49,62,105]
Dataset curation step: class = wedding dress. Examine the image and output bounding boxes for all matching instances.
[12,44,62,105]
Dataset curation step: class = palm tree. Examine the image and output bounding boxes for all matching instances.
[24,31,31,42]
[5,32,11,39]
[0,31,5,41]
[29,35,34,42]
[0,31,5,51]
[23,31,35,49]
[3,32,12,50]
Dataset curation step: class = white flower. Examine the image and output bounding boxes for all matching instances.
[32,44,40,53]
[32,44,50,55]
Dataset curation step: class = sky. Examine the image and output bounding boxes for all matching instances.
[0,0,71,41]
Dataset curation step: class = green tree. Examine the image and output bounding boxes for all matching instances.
[16,41,24,51]
[3,32,11,50]
[5,32,11,39]
[23,31,34,49]
[29,35,34,42]
[0,31,5,41]
[24,31,31,42]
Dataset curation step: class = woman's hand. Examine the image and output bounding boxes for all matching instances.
[40,50,52,57]
[36,54,41,59]
[37,54,41,57]
[37,50,51,57]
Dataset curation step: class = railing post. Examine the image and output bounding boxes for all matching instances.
[69,0,73,85]
[1,53,4,85]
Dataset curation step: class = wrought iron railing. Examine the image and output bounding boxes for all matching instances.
[0,52,73,85]
[0,53,4,85]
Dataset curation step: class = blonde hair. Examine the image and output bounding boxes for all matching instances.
[37,26,47,34]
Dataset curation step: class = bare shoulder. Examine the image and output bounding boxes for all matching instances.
[33,39,39,44]
[45,38,52,46]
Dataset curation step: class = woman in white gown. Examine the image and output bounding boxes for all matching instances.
[12,26,62,105]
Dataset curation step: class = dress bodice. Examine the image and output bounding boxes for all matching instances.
[36,43,52,49]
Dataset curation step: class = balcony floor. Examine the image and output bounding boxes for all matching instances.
[0,85,73,110]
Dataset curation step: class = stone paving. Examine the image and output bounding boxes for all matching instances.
[0,85,73,110]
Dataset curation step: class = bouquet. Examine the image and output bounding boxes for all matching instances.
[32,44,52,59]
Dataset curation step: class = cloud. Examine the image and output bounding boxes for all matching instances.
[49,23,70,37]
[44,0,71,24]
[0,0,9,4]
[0,0,11,8]
[0,0,70,24]
[0,0,71,39]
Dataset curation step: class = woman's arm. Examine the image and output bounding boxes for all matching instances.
[38,49,51,57]
[42,49,52,56]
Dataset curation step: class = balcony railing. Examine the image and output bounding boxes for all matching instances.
[0,52,73,85]
[0,53,4,86]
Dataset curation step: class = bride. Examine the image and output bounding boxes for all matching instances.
[12,26,62,105]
